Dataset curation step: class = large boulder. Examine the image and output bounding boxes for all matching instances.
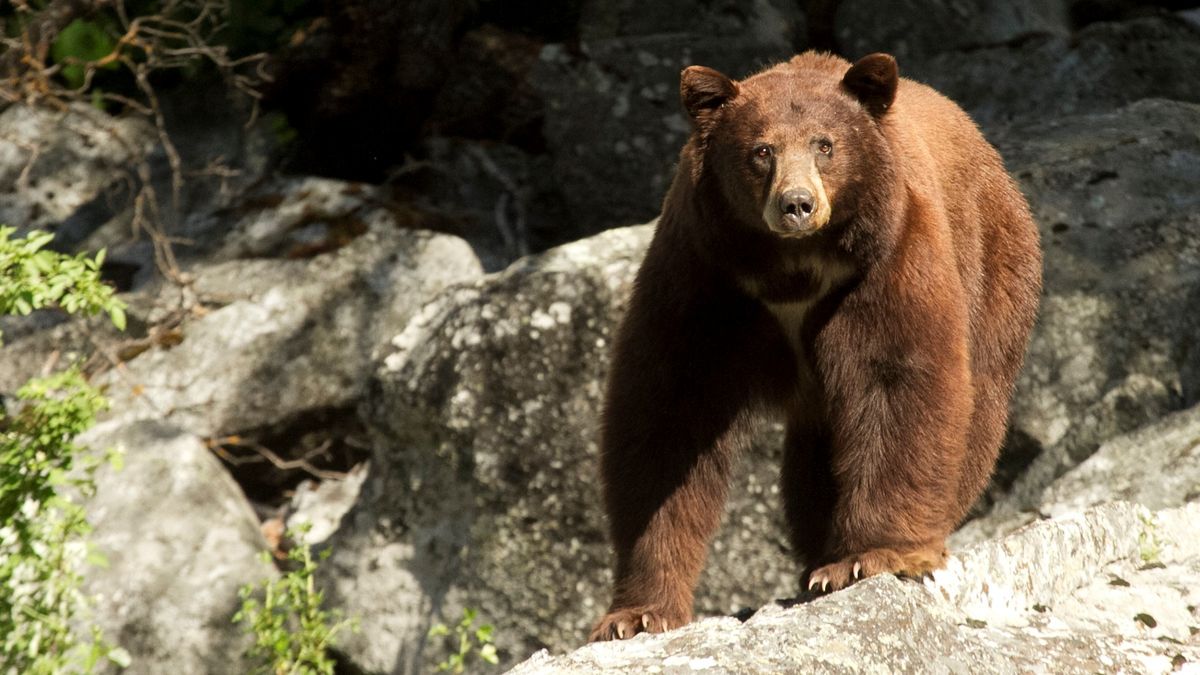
[834,0,1071,63]
[82,419,272,674]
[93,177,483,439]
[576,0,805,41]
[509,501,1200,673]
[0,103,153,236]
[956,401,1200,547]
[1038,404,1200,519]
[325,224,796,673]
[391,137,569,272]
[981,99,1200,520]
[910,14,1200,128]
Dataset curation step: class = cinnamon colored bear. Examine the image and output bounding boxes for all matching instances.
[590,51,1042,641]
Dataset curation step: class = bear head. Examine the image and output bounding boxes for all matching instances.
[680,53,899,242]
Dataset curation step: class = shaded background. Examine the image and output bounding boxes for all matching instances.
[2,0,1200,673]
[7,0,1199,276]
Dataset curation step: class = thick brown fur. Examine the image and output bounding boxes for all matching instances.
[589,51,1042,642]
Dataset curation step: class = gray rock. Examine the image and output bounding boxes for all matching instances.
[835,0,1071,63]
[287,465,369,546]
[509,502,1200,674]
[910,15,1200,128]
[956,401,1200,548]
[206,177,394,261]
[325,224,798,674]
[980,99,1200,520]
[82,419,272,674]
[95,180,483,438]
[396,138,568,272]
[1039,405,1200,518]
[1183,8,1200,31]
[0,103,153,234]
[0,312,122,396]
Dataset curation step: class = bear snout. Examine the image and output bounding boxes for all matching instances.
[777,187,816,216]
[777,187,824,234]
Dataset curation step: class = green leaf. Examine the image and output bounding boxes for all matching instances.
[479,643,498,665]
[50,19,118,89]
[86,549,110,569]
[109,305,126,331]
[108,646,132,667]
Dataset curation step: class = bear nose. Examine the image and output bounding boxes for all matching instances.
[780,188,815,219]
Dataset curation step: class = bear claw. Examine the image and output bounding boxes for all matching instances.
[590,608,684,642]
[806,545,947,595]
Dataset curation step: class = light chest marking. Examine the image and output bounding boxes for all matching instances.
[744,257,855,380]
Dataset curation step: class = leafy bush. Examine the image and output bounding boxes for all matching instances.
[0,227,126,336]
[429,607,499,674]
[235,527,356,675]
[0,228,128,672]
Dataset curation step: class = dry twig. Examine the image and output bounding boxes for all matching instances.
[208,436,352,482]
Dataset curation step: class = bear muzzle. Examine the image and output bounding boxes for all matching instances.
[764,155,832,237]
[780,188,816,229]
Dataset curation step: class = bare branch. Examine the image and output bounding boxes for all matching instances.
[209,437,352,482]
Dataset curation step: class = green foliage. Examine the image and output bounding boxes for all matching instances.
[0,227,126,341]
[428,608,499,674]
[0,228,130,673]
[50,18,120,90]
[0,370,129,674]
[235,527,356,675]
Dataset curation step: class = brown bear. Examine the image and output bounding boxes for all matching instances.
[589,51,1042,641]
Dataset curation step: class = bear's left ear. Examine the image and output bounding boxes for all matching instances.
[681,66,738,120]
[842,53,898,117]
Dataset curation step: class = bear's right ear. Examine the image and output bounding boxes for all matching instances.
[842,53,898,117]
[681,66,738,120]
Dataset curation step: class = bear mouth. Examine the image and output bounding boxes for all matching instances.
[774,212,820,237]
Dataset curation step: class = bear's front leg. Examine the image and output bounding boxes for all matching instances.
[806,272,973,594]
[589,347,760,641]
[590,280,784,640]
[588,425,740,642]
[806,544,948,593]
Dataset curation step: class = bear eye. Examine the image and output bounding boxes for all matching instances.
[753,144,772,160]
[818,140,833,155]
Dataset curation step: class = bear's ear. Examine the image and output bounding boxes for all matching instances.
[680,66,738,120]
[842,53,898,117]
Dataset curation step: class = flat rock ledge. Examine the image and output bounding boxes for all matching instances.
[510,502,1200,674]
